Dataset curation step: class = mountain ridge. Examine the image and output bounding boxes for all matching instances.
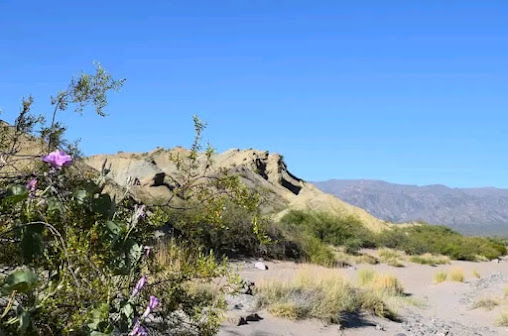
[313,179,508,235]
[85,149,393,232]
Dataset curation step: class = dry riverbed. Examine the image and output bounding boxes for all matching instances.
[218,256,508,336]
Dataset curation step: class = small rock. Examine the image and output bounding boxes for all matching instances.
[375,324,385,331]
[245,313,263,322]
[237,317,248,326]
[254,261,268,270]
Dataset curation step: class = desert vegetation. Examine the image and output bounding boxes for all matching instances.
[278,210,506,267]
[433,271,448,284]
[0,65,275,335]
[255,266,401,324]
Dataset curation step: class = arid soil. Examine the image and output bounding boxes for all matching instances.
[219,257,508,336]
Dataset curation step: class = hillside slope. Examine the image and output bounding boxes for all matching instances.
[314,179,508,235]
[85,149,390,232]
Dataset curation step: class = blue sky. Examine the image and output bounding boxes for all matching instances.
[1,1,507,187]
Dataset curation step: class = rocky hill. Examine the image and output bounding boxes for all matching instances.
[313,179,508,235]
[85,148,391,232]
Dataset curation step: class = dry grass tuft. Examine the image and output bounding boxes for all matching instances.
[378,249,405,267]
[472,269,481,279]
[358,269,376,287]
[332,249,379,266]
[472,297,499,311]
[372,274,405,295]
[256,266,401,324]
[449,267,465,282]
[433,271,447,284]
[409,253,450,266]
[497,311,508,326]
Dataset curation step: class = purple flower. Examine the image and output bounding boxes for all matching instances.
[142,295,160,319]
[26,178,37,198]
[130,318,147,336]
[132,275,147,297]
[135,204,146,221]
[42,150,72,169]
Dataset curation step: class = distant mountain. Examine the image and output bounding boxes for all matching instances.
[313,179,508,236]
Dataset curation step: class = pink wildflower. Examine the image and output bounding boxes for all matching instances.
[42,150,72,169]
[141,295,160,319]
[130,318,147,336]
[132,275,147,297]
[26,178,37,197]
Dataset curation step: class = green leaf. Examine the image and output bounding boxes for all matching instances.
[120,302,134,321]
[105,221,122,236]
[2,184,28,205]
[93,194,115,218]
[2,269,38,295]
[47,196,64,213]
[125,239,142,267]
[18,308,30,335]
[73,188,89,204]
[20,225,43,263]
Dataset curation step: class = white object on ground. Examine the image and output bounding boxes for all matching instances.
[254,261,268,270]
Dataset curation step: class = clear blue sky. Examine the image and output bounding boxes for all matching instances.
[1,1,507,188]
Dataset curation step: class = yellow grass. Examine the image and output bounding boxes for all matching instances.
[472,297,499,311]
[358,269,376,287]
[434,271,447,284]
[497,311,508,326]
[409,253,450,266]
[256,266,401,323]
[472,269,481,279]
[449,267,465,282]
[378,249,405,267]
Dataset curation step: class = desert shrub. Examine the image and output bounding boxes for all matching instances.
[449,267,465,282]
[472,298,499,311]
[377,225,506,261]
[434,271,448,283]
[256,267,400,324]
[279,210,376,254]
[0,65,252,335]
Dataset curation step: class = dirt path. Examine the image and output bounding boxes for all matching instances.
[218,258,508,336]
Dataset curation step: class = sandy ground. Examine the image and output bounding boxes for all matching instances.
[218,255,508,336]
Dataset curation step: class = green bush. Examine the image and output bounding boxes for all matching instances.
[0,65,255,335]
[377,225,506,261]
[280,210,376,253]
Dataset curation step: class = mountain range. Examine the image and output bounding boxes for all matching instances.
[313,179,508,235]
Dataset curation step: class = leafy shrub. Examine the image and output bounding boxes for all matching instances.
[377,225,506,261]
[279,210,376,254]
[0,65,260,335]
